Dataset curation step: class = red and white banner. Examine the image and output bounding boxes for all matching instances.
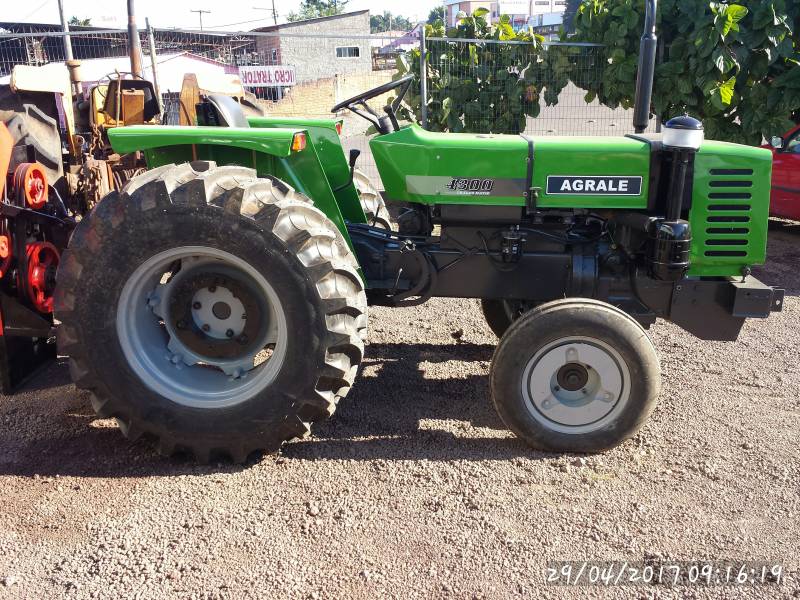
[238,66,296,87]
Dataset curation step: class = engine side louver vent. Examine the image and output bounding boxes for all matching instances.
[688,146,770,277]
[701,174,753,257]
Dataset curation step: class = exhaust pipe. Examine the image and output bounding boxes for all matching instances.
[633,0,658,134]
[127,0,144,77]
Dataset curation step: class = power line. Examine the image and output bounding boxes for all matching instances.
[190,9,212,31]
[19,0,51,22]
[253,3,278,26]
[204,16,281,30]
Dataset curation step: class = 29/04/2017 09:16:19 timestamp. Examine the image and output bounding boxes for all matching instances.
[544,561,786,586]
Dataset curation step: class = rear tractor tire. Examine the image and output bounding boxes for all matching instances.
[55,161,367,463]
[0,86,64,195]
[353,168,393,230]
[490,298,661,453]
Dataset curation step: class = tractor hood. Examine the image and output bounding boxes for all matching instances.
[370,124,652,210]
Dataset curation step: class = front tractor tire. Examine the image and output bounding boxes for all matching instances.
[55,162,367,463]
[490,299,661,453]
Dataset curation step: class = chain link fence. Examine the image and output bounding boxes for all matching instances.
[0,25,650,187]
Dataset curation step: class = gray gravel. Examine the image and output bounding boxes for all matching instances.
[1,222,799,599]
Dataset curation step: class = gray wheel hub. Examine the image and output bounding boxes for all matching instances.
[521,336,631,434]
[117,247,288,409]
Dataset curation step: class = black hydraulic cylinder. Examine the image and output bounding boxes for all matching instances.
[633,0,658,134]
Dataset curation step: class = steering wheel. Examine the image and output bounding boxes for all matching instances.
[95,71,147,103]
[331,75,414,135]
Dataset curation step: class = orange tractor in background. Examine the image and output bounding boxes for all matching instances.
[0,63,267,391]
[0,121,72,392]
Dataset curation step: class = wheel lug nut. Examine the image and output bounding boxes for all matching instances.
[226,329,234,338]
[202,324,210,332]
[209,285,216,292]
[176,319,187,329]
[582,388,588,395]
[238,334,248,344]
[193,302,202,310]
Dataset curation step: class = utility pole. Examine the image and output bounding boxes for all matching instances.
[56,0,74,61]
[127,0,144,76]
[191,9,211,30]
[253,4,278,25]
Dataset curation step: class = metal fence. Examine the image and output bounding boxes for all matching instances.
[424,37,654,137]
[0,25,651,186]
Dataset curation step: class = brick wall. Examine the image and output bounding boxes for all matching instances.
[259,71,394,119]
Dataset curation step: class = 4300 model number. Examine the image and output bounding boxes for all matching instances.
[446,178,494,194]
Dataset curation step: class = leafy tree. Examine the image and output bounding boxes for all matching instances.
[370,12,413,33]
[428,6,445,25]
[394,9,570,134]
[68,16,91,26]
[569,0,800,144]
[287,0,349,22]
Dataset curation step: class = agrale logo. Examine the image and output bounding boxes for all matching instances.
[546,176,642,196]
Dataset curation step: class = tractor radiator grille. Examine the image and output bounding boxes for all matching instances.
[703,169,753,258]
[688,147,770,277]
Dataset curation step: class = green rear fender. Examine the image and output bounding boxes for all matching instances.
[108,125,299,157]
[107,125,354,247]
[246,117,367,224]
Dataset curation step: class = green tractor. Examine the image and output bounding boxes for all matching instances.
[55,0,783,462]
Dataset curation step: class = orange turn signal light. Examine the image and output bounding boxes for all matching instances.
[291,132,307,152]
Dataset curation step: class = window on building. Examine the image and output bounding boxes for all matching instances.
[535,1,550,5]
[271,49,277,62]
[336,46,360,58]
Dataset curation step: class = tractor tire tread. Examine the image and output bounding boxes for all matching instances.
[353,168,393,229]
[55,162,366,463]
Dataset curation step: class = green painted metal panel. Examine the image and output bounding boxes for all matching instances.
[247,116,366,223]
[688,141,771,277]
[532,137,650,209]
[370,125,530,206]
[371,125,650,209]
[108,125,297,157]
[110,126,353,250]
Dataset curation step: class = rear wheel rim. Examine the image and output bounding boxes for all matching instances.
[116,246,288,409]
[521,336,631,434]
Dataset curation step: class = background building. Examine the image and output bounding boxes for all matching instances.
[253,11,371,84]
[444,0,566,29]
[444,1,494,27]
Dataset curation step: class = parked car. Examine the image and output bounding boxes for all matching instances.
[765,124,800,220]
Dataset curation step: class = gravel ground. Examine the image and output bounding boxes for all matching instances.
[1,222,799,599]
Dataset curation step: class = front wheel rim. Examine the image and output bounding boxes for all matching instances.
[116,246,288,409]
[521,336,631,434]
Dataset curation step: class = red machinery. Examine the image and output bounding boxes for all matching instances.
[763,124,800,221]
[0,122,75,392]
